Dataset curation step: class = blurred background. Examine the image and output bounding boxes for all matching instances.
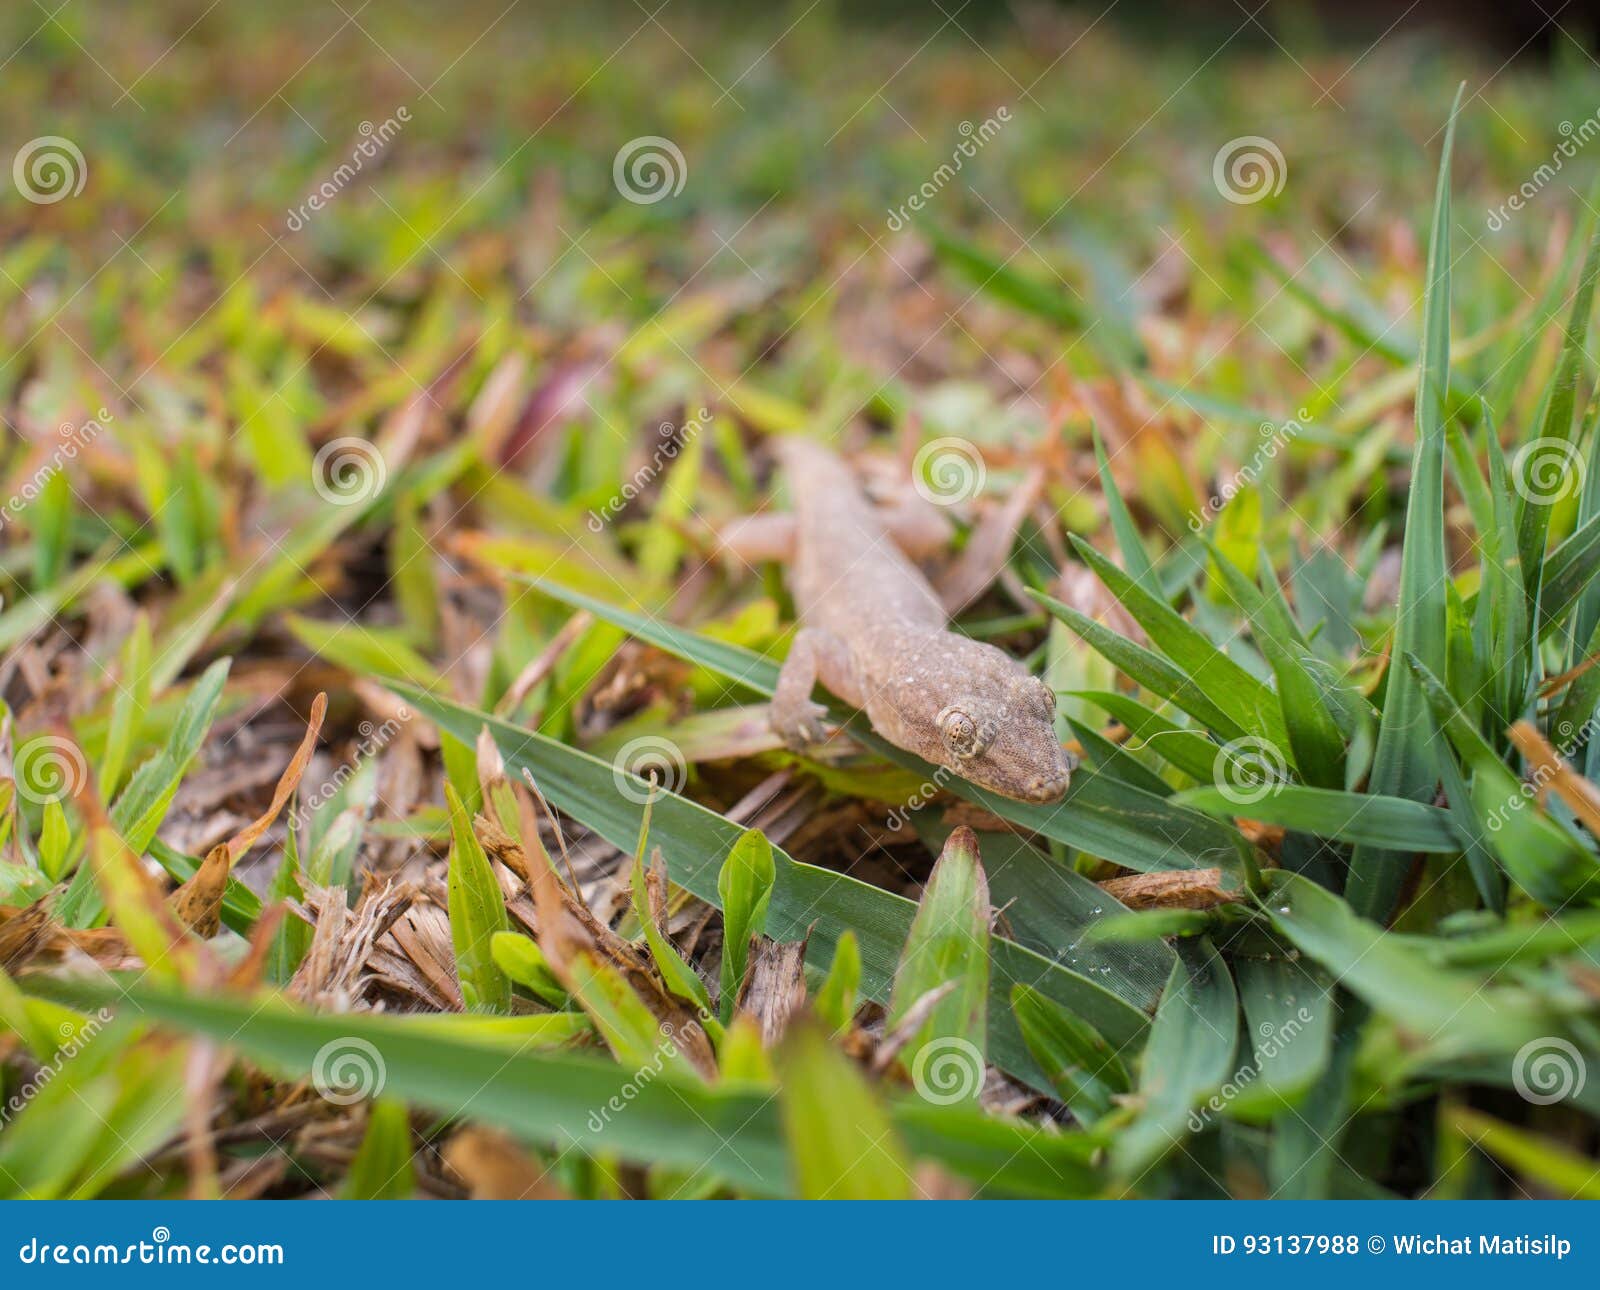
[7,0,1600,584]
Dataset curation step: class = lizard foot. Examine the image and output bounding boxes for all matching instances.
[769,697,830,749]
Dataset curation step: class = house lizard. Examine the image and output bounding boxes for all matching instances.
[724,438,1072,804]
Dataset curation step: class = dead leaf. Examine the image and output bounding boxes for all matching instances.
[734,934,808,1046]
[1508,721,1600,838]
[224,692,327,863]
[171,843,233,938]
[1097,867,1234,910]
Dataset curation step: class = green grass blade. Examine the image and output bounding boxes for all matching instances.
[388,683,1152,1090]
[887,825,989,1104]
[1259,871,1560,1058]
[718,828,776,1022]
[1067,536,1291,755]
[776,1016,914,1199]
[1177,783,1461,851]
[444,782,511,1014]
[1112,938,1238,1179]
[1345,86,1462,921]
[1011,982,1130,1124]
[527,576,1242,873]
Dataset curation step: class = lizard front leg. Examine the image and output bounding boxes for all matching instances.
[770,627,861,748]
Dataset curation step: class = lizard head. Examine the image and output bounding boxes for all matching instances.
[866,635,1073,804]
[930,672,1073,803]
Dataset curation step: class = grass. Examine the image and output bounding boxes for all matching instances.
[1,1,1600,1199]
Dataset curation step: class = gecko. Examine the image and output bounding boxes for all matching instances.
[726,437,1072,804]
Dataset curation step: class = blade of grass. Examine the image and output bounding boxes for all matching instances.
[1345,85,1462,922]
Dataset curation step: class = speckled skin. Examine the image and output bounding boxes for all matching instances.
[768,438,1072,804]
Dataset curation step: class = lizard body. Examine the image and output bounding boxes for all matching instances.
[760,438,1072,804]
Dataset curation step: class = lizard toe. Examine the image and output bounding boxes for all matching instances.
[771,698,830,749]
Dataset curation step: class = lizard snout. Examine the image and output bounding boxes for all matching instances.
[1020,768,1071,803]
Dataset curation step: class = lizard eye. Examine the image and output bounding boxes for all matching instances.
[937,705,985,760]
[1031,678,1057,716]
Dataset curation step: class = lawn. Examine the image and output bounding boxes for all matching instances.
[0,1,1598,1200]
